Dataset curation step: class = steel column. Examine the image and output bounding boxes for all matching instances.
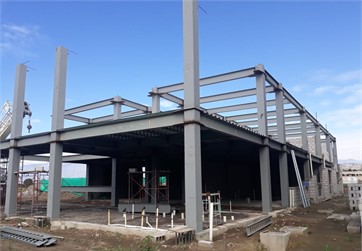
[113,96,122,119]
[300,110,308,151]
[279,151,289,208]
[151,87,160,113]
[47,47,68,219]
[256,67,267,135]
[303,160,311,181]
[315,124,322,157]
[47,142,63,218]
[259,145,272,212]
[275,88,286,143]
[85,164,90,201]
[5,64,27,217]
[325,134,332,162]
[183,0,202,233]
[111,158,117,206]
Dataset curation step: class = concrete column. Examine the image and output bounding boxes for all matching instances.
[151,87,160,113]
[111,158,117,207]
[47,47,68,219]
[255,65,267,135]
[279,151,289,208]
[113,96,122,119]
[315,124,322,157]
[85,164,90,201]
[5,64,27,216]
[183,0,202,233]
[300,110,308,151]
[259,145,272,212]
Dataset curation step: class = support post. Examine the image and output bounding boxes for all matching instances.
[113,96,122,119]
[111,158,117,207]
[279,151,289,208]
[325,134,332,162]
[85,164,90,201]
[151,87,160,113]
[47,46,68,219]
[300,109,308,151]
[183,0,202,233]
[5,64,27,217]
[315,124,322,157]
[259,145,272,212]
[255,65,267,135]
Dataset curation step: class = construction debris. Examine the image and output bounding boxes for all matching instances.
[0,226,57,247]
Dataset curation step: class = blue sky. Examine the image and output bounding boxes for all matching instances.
[1,0,361,161]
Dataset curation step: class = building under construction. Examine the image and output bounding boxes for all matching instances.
[0,1,342,233]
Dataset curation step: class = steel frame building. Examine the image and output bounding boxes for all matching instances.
[1,0,341,233]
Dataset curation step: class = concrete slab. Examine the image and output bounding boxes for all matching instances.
[317,209,334,214]
[327,214,351,222]
[279,226,308,235]
[350,212,360,220]
[347,219,361,234]
[260,231,290,251]
[198,240,214,248]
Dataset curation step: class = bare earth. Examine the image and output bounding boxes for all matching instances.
[0,191,361,251]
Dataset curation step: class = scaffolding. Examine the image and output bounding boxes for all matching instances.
[128,169,170,205]
[202,192,222,225]
[16,161,49,215]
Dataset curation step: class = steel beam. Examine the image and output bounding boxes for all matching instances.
[157,67,256,93]
[64,98,113,115]
[61,186,112,193]
[161,93,184,106]
[64,114,90,123]
[61,112,184,141]
[5,64,27,217]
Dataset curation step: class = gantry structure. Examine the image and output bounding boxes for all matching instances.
[0,1,341,232]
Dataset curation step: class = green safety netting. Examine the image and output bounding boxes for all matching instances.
[40,178,86,192]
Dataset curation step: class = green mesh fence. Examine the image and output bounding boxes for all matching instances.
[40,178,86,196]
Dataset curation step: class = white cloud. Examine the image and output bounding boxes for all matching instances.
[160,99,177,109]
[320,104,362,128]
[335,70,362,83]
[334,128,362,161]
[313,85,336,95]
[0,23,44,57]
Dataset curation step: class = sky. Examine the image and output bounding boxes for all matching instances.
[0,0,361,163]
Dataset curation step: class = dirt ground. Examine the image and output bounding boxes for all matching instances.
[0,190,361,251]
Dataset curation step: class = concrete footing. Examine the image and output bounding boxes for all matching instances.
[260,230,290,251]
[198,240,214,248]
[347,219,361,234]
[279,226,308,235]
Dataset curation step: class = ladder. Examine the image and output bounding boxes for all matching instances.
[0,101,12,140]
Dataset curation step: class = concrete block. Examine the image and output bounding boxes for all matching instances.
[317,209,334,214]
[347,219,361,234]
[327,214,351,222]
[279,226,308,235]
[351,212,360,220]
[260,231,290,251]
[198,240,214,248]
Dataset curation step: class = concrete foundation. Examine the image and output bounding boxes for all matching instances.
[347,219,361,234]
